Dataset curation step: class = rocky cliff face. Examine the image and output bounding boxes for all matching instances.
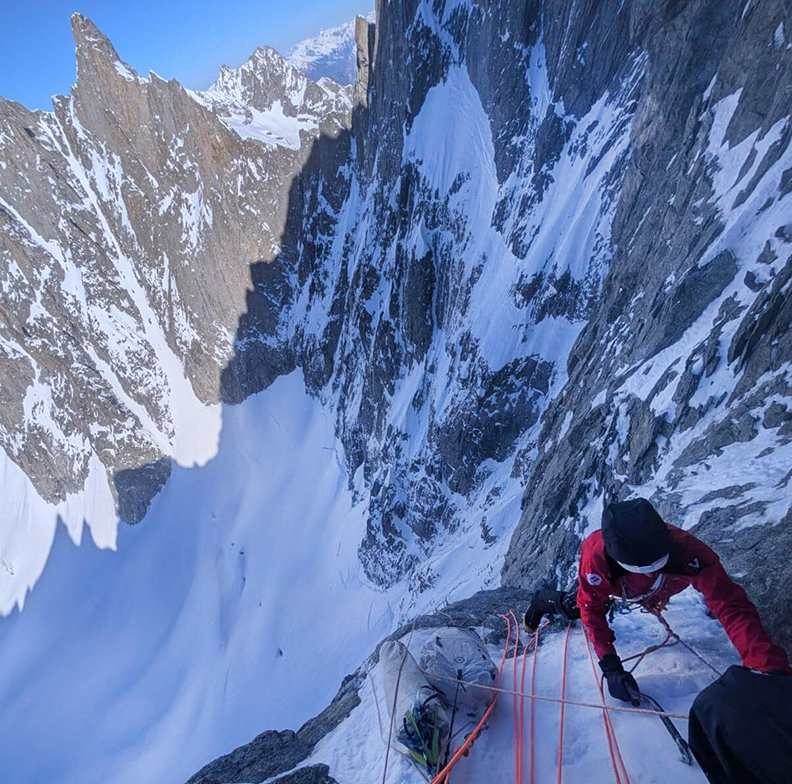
[0,14,351,607]
[500,0,792,654]
[2,0,790,677]
[287,13,376,86]
[216,0,792,648]
[1,0,790,780]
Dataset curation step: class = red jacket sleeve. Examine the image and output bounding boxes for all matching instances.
[577,533,618,660]
[686,535,790,673]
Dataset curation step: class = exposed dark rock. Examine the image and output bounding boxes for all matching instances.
[271,766,338,784]
[113,459,172,525]
[186,670,361,784]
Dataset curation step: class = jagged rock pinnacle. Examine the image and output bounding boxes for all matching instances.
[71,13,119,59]
[70,13,143,86]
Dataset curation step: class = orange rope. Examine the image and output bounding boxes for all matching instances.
[620,613,675,673]
[556,624,572,784]
[428,614,514,784]
[418,669,689,719]
[509,611,521,784]
[528,625,540,784]
[583,626,631,784]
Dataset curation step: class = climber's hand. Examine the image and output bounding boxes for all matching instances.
[599,654,641,706]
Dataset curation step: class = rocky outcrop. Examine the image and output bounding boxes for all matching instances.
[185,669,360,784]
[5,0,789,646]
[0,14,350,534]
[287,14,376,87]
[501,0,792,653]
[2,0,790,704]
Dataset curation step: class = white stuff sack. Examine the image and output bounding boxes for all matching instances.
[379,640,451,765]
[419,627,497,721]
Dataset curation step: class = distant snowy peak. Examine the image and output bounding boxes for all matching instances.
[287,12,374,86]
[196,45,352,150]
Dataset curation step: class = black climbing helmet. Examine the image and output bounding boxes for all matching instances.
[602,498,671,573]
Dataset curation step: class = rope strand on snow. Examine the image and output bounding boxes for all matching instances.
[583,625,631,784]
[417,668,690,720]
[381,620,417,784]
[654,612,721,676]
[529,624,540,784]
[509,611,522,784]
[367,664,432,782]
[556,624,573,784]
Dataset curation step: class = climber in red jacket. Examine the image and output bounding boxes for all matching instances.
[576,498,790,705]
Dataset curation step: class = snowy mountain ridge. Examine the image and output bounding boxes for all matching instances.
[0,13,351,614]
[195,45,353,149]
[0,1,790,783]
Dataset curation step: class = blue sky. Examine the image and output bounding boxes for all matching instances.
[0,0,372,111]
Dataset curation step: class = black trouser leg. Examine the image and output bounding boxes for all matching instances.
[689,666,792,784]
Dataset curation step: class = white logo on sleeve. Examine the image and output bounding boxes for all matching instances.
[586,573,603,586]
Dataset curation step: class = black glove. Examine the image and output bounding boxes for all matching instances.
[599,654,641,706]
[523,588,580,633]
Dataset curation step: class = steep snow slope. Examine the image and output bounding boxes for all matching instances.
[0,1,790,782]
[0,15,350,613]
[0,373,391,784]
[0,370,531,784]
[186,0,791,777]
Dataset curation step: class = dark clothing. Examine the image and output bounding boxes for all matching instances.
[602,498,671,567]
[599,654,640,705]
[577,524,791,673]
[689,666,792,784]
[522,587,580,631]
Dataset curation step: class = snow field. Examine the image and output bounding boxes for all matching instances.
[0,373,396,784]
[0,369,545,784]
[308,589,739,784]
